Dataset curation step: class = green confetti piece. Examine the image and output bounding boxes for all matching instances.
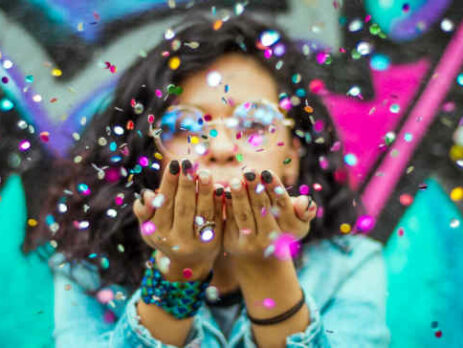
[236,153,243,162]
[369,23,381,35]
[283,157,292,165]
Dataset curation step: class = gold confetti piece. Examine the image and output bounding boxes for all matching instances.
[450,187,463,201]
[168,57,181,70]
[213,20,223,31]
[52,68,62,77]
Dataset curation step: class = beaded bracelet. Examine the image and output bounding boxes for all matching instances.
[141,250,213,319]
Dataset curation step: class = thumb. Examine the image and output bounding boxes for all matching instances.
[292,195,313,221]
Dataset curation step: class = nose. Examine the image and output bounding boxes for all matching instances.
[204,125,238,165]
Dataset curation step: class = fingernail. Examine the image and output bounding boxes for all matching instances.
[215,187,224,196]
[198,169,211,184]
[140,188,148,205]
[182,159,192,175]
[261,170,273,184]
[230,178,242,190]
[306,196,313,211]
[169,160,180,175]
[225,190,232,199]
[244,171,256,182]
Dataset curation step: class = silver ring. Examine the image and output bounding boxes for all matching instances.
[197,221,216,242]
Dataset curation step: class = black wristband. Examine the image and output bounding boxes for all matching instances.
[247,290,306,326]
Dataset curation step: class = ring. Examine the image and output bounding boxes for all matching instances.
[197,221,216,242]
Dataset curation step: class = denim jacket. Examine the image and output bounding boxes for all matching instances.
[51,234,390,347]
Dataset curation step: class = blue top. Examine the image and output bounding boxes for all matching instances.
[50,234,390,347]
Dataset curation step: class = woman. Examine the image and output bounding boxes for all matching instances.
[37,11,390,347]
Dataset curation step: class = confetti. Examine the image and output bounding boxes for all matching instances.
[158,256,171,273]
[340,223,351,234]
[151,193,165,208]
[450,187,463,201]
[299,184,310,195]
[168,57,181,70]
[399,194,414,206]
[441,19,454,32]
[398,227,404,237]
[262,298,275,309]
[106,209,117,218]
[344,153,357,166]
[167,84,183,95]
[213,20,223,31]
[97,289,114,304]
[207,71,222,87]
[255,183,265,194]
[356,215,375,232]
[260,30,280,47]
[182,268,193,279]
[51,68,62,77]
[141,221,156,235]
[19,140,31,151]
[457,73,463,86]
[384,132,396,145]
[206,286,219,302]
[273,233,300,260]
[104,61,117,73]
[450,219,460,228]
[1,98,15,111]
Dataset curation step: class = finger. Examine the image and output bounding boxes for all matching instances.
[294,195,317,222]
[135,189,157,222]
[243,169,276,235]
[230,177,257,235]
[195,169,218,244]
[173,159,197,238]
[261,169,294,219]
[152,159,180,230]
[224,188,240,245]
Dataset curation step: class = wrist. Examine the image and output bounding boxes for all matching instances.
[234,256,295,284]
[155,250,213,282]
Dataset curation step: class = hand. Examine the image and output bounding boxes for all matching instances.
[133,159,224,281]
[223,169,317,265]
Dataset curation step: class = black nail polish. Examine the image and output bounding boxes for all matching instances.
[244,172,256,182]
[215,187,224,196]
[225,191,232,199]
[169,160,180,175]
[140,188,148,205]
[261,170,273,184]
[182,159,192,175]
[306,196,313,211]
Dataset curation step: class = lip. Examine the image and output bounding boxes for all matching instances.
[215,180,230,188]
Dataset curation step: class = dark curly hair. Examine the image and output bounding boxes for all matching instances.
[31,10,362,291]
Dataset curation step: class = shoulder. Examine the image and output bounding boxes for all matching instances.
[49,252,102,291]
[297,234,385,307]
[303,233,383,266]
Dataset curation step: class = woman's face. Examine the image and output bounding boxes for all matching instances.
[160,53,300,187]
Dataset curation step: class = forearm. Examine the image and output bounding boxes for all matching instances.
[136,250,211,347]
[235,258,310,348]
[137,301,194,347]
